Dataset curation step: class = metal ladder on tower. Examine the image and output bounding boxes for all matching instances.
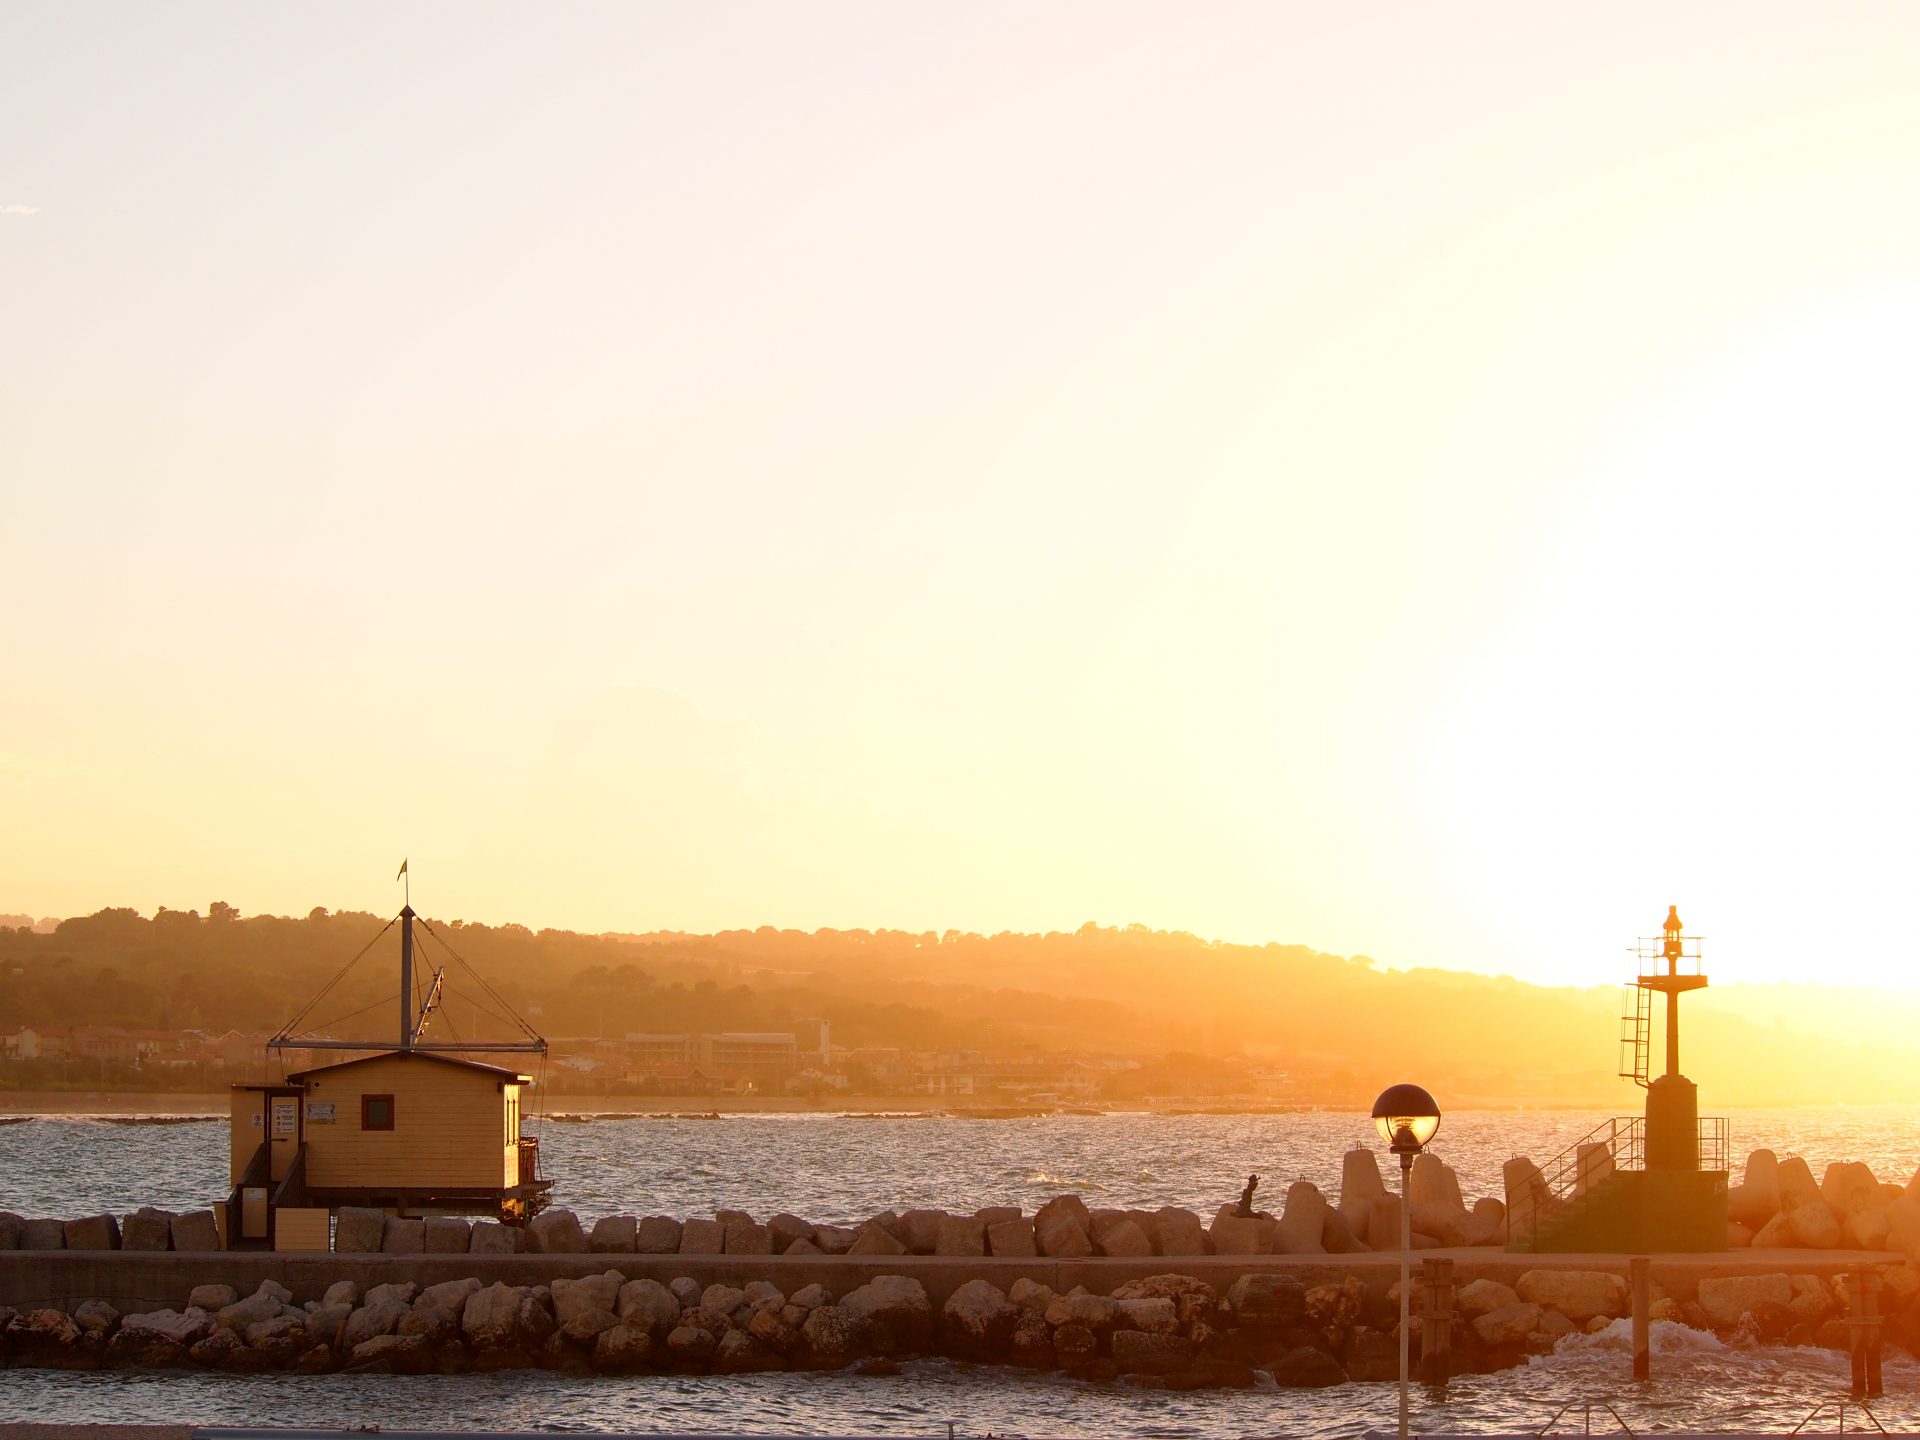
[1617,983,1651,1087]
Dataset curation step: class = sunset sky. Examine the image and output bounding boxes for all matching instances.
[4,3,1918,989]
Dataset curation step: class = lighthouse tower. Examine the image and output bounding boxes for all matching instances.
[1513,904,1729,1252]
[1636,905,1709,1167]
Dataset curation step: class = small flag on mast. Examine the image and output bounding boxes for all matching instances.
[396,858,408,880]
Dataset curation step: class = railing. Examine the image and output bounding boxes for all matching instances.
[269,1143,307,1210]
[1511,1115,1731,1244]
[1697,1115,1728,1172]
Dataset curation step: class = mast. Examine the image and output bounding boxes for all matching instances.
[399,904,416,1050]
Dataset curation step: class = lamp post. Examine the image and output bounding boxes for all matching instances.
[1373,1082,1442,1440]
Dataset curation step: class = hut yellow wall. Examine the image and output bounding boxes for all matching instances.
[229,1090,267,1185]
[300,1055,512,1191]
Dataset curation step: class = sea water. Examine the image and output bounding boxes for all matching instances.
[3,1107,1918,1433]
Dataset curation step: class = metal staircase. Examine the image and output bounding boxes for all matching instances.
[1510,1114,1728,1250]
[1618,983,1651,1086]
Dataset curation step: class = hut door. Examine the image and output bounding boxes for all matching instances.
[268,1093,301,1182]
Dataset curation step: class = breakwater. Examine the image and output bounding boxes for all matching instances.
[1,1249,1911,1388]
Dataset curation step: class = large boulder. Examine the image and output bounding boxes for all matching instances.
[1515,1269,1627,1322]
[840,1275,933,1352]
[1845,1209,1891,1250]
[847,1221,907,1256]
[1096,1219,1154,1258]
[170,1209,219,1252]
[19,1218,64,1249]
[1466,1196,1508,1247]
[723,1217,772,1255]
[1697,1273,1792,1328]
[935,1214,987,1257]
[635,1216,683,1253]
[1035,1193,1092,1235]
[462,1282,526,1350]
[988,1218,1037,1257]
[617,1278,681,1340]
[470,1221,523,1254]
[1365,1195,1404,1251]
[1226,1273,1306,1329]
[420,1277,482,1313]
[1787,1201,1842,1250]
[799,1305,869,1365]
[1339,1149,1388,1236]
[1409,1199,1474,1248]
[120,1207,174,1252]
[422,1216,471,1253]
[588,1214,637,1253]
[678,1218,725,1254]
[1037,1212,1094,1258]
[1823,1162,1884,1217]
[768,1213,814,1252]
[1322,1206,1367,1253]
[527,1208,587,1254]
[1885,1196,1920,1258]
[1276,1182,1329,1256]
[340,1299,409,1352]
[899,1209,946,1254]
[1151,1206,1208,1256]
[64,1214,120,1250]
[333,1206,386,1253]
[1269,1344,1346,1387]
[1457,1278,1520,1319]
[1111,1329,1193,1373]
[1473,1302,1542,1346]
[1777,1156,1822,1212]
[1503,1157,1555,1242]
[552,1272,624,1327]
[1209,1206,1269,1256]
[1409,1153,1465,1211]
[593,1323,653,1373]
[1730,1150,1783,1226]
[122,1308,212,1346]
[217,1283,289,1332]
[941,1279,1018,1359]
[189,1283,238,1311]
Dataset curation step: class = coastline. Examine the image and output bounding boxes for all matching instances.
[0,1090,1615,1118]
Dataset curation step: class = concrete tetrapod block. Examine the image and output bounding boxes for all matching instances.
[120,1208,174,1252]
[678,1218,725,1255]
[424,1216,472,1253]
[635,1216,683,1254]
[987,1218,1037,1257]
[588,1215,637,1253]
[381,1217,426,1254]
[469,1221,523,1255]
[170,1210,220,1253]
[64,1214,121,1251]
[333,1207,386,1254]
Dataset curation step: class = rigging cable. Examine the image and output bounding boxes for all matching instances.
[273,914,399,1041]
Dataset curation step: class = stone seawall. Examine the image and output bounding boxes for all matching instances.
[0,1245,1894,1313]
[3,1249,1913,1391]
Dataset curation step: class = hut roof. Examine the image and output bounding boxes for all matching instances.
[285,1049,533,1085]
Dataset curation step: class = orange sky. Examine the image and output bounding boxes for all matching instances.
[3,3,1918,988]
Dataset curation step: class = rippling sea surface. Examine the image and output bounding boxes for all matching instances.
[3,1104,1919,1433]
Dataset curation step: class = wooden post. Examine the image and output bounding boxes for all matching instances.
[1629,1257,1651,1380]
[1418,1256,1454,1385]
[1846,1266,1884,1399]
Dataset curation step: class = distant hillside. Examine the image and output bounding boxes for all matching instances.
[1,906,1912,1105]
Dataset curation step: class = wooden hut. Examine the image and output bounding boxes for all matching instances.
[225,897,551,1247]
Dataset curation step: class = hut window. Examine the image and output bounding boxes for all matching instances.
[361,1094,395,1131]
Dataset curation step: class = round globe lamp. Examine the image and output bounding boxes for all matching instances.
[1372,1082,1441,1440]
